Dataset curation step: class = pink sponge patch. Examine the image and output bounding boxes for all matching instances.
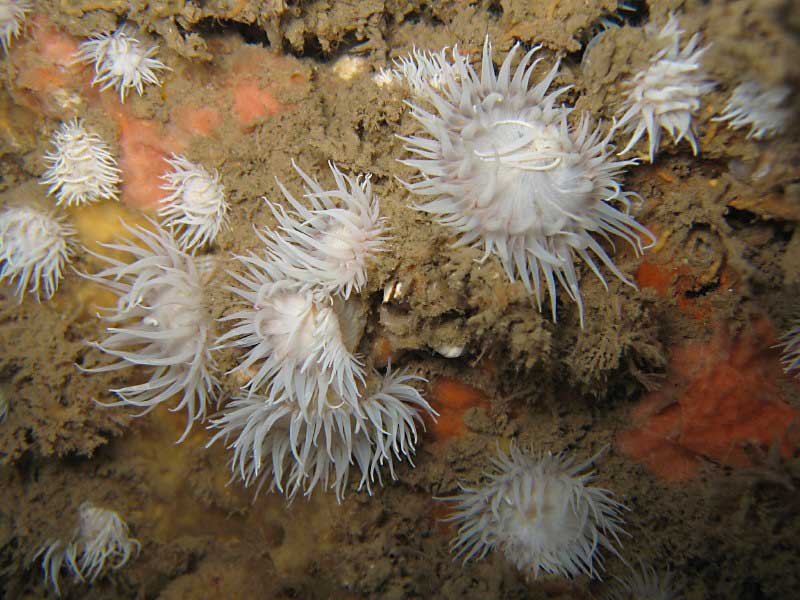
[233,80,281,129]
[174,107,224,137]
[113,108,182,210]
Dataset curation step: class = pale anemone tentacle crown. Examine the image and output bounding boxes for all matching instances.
[0,205,76,302]
[713,81,792,141]
[211,161,436,501]
[614,14,715,162]
[37,502,140,596]
[441,444,627,579]
[80,221,219,442]
[262,159,389,299]
[399,37,655,327]
[72,25,168,102]
[159,154,230,252]
[0,0,31,52]
[41,119,121,207]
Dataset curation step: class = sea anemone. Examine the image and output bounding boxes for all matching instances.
[0,0,30,52]
[217,250,366,406]
[0,205,76,302]
[37,502,139,596]
[213,159,435,500]
[440,444,627,579]
[158,154,229,252]
[399,37,654,326]
[208,366,434,501]
[777,321,800,377]
[41,119,121,207]
[713,81,791,140]
[605,562,684,600]
[81,221,219,442]
[375,46,466,93]
[261,160,388,299]
[72,25,168,102]
[614,14,714,161]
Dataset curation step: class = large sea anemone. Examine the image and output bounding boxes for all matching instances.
[441,445,627,579]
[399,37,654,327]
[209,366,433,501]
[0,205,76,302]
[81,221,219,442]
[261,160,388,299]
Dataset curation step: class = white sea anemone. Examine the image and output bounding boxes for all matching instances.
[72,25,168,102]
[441,445,627,579]
[614,14,714,162]
[777,321,800,377]
[605,562,684,600]
[81,221,219,442]
[0,205,76,302]
[713,81,791,140]
[217,248,366,406]
[399,37,654,326]
[37,502,139,596]
[261,160,387,299]
[209,366,434,501]
[0,0,30,52]
[158,154,229,252]
[376,46,466,93]
[41,119,121,207]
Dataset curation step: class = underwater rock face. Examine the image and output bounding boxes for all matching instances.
[0,0,798,599]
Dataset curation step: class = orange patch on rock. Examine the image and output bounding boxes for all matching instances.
[428,378,491,440]
[227,45,310,130]
[233,80,282,128]
[173,107,223,137]
[111,106,183,210]
[617,319,800,481]
[11,17,84,116]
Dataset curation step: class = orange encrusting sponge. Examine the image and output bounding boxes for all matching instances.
[617,319,799,480]
[428,378,491,441]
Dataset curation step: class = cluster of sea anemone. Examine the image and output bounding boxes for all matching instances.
[208,161,436,501]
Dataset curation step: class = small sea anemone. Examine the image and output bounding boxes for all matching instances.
[217,251,365,406]
[0,205,76,302]
[441,445,627,579]
[614,14,714,162]
[261,160,387,299]
[209,366,434,501]
[399,37,654,326]
[375,46,466,93]
[0,0,30,52]
[41,119,121,207]
[81,221,219,442]
[713,81,791,140]
[158,154,229,252]
[37,502,139,596]
[605,562,684,600]
[72,25,168,102]
[777,321,800,377]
